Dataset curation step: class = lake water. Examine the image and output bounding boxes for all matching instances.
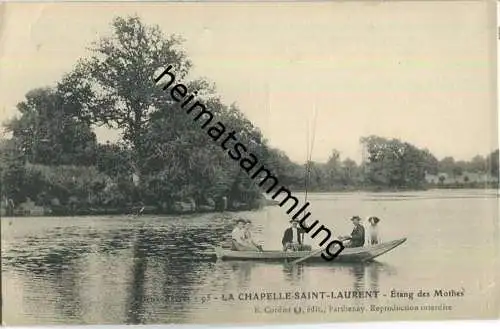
[2,190,498,325]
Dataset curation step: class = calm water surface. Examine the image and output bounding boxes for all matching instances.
[2,190,498,325]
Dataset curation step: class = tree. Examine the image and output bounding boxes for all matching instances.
[261,147,303,188]
[469,155,486,173]
[452,166,463,177]
[139,95,270,207]
[63,15,192,184]
[56,15,292,209]
[0,139,27,203]
[486,149,499,177]
[304,161,326,191]
[438,156,455,174]
[325,149,341,187]
[4,88,97,166]
[341,158,358,186]
[96,143,133,178]
[421,149,439,175]
[360,136,401,187]
[360,135,430,189]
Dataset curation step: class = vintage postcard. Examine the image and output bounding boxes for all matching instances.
[1,0,498,326]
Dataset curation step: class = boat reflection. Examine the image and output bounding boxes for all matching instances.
[214,259,397,298]
[229,261,254,287]
[2,213,403,325]
[282,262,305,282]
[285,261,398,296]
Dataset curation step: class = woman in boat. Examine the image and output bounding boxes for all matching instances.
[367,216,381,245]
[231,218,260,251]
[231,218,248,251]
[243,220,263,251]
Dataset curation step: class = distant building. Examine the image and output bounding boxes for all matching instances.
[456,171,499,184]
[425,173,448,184]
[425,171,498,185]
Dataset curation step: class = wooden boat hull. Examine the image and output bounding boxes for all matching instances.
[214,238,407,263]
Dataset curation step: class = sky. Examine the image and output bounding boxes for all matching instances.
[0,1,497,163]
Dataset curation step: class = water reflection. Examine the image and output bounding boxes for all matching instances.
[2,215,395,325]
[301,261,397,295]
[3,190,497,324]
[214,259,397,298]
[229,262,254,287]
[350,263,366,291]
[3,216,231,324]
[126,231,147,324]
[282,263,305,282]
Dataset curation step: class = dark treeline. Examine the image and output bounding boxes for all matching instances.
[1,16,498,216]
[276,136,499,192]
[0,16,269,215]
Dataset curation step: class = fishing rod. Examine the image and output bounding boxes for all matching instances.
[301,103,319,245]
[304,102,319,204]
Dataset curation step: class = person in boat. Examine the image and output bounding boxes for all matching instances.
[339,216,365,248]
[367,216,381,245]
[243,220,263,251]
[231,218,260,251]
[282,219,304,251]
[231,218,247,250]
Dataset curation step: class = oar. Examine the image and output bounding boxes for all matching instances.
[288,248,324,266]
[288,237,350,266]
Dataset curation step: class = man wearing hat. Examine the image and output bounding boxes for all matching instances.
[282,219,303,251]
[340,216,365,248]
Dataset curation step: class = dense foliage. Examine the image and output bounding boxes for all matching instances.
[1,16,498,215]
[283,137,498,192]
[0,16,277,214]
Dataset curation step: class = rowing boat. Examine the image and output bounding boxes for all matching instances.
[214,238,407,263]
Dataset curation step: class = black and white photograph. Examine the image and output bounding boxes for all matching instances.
[0,1,498,325]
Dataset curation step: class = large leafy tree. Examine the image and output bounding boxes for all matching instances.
[468,155,487,173]
[141,96,269,208]
[360,135,431,189]
[438,156,456,174]
[4,87,97,166]
[61,15,284,207]
[63,15,192,183]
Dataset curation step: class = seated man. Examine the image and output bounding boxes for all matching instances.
[282,220,309,251]
[340,216,365,248]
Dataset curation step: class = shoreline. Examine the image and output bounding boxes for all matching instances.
[291,185,499,193]
[2,187,496,218]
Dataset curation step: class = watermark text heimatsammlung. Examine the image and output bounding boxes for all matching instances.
[154,65,345,261]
